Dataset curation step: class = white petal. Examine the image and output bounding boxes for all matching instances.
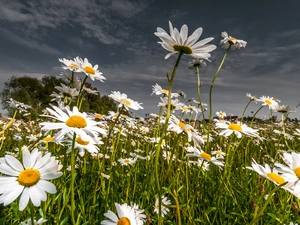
[29,185,41,207]
[4,155,24,172]
[0,163,20,176]
[185,27,203,46]
[103,210,119,222]
[3,185,23,206]
[19,187,30,211]
[37,180,57,194]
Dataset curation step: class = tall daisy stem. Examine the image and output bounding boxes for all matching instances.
[70,132,77,225]
[155,51,183,225]
[195,66,207,129]
[208,46,231,123]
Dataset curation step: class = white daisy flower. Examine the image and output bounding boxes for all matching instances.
[101,203,144,225]
[185,146,224,167]
[0,148,62,211]
[155,21,216,60]
[58,56,82,72]
[154,195,171,217]
[216,111,226,119]
[258,96,279,110]
[274,105,296,114]
[151,83,179,98]
[158,97,183,111]
[246,93,257,102]
[220,32,247,50]
[79,58,106,82]
[65,133,102,157]
[215,121,261,139]
[20,217,48,225]
[247,159,298,197]
[188,59,207,70]
[109,91,143,111]
[118,158,137,166]
[52,83,79,100]
[40,105,107,141]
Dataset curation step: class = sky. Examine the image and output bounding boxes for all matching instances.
[0,0,300,119]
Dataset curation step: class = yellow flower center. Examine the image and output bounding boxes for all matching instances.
[182,107,188,111]
[294,167,300,179]
[178,121,186,128]
[76,136,89,145]
[231,37,237,40]
[84,66,95,75]
[43,136,54,142]
[216,151,222,155]
[265,99,272,105]
[162,89,169,94]
[95,113,103,119]
[18,168,40,187]
[117,217,131,225]
[173,44,193,54]
[69,63,79,70]
[267,172,285,184]
[66,115,87,128]
[120,99,131,106]
[200,152,212,160]
[228,124,242,131]
[124,159,131,163]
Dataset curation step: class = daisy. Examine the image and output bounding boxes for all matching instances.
[216,111,226,119]
[59,57,82,72]
[211,150,226,159]
[168,115,193,140]
[274,105,296,114]
[151,83,179,98]
[20,217,48,225]
[65,134,102,157]
[154,195,171,217]
[154,21,216,60]
[79,58,106,82]
[101,202,144,225]
[40,105,107,141]
[188,59,207,70]
[247,159,298,197]
[246,93,257,102]
[197,159,210,171]
[0,148,62,211]
[118,157,137,166]
[275,152,300,195]
[109,91,143,111]
[258,96,279,110]
[158,97,183,111]
[215,121,261,139]
[220,32,247,50]
[185,146,224,167]
[53,83,79,99]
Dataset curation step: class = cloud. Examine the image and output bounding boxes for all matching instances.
[0,0,149,45]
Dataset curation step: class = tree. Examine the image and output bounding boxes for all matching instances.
[1,75,117,119]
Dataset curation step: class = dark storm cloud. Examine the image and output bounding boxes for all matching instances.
[0,0,300,118]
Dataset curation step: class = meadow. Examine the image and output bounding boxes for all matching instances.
[0,21,300,225]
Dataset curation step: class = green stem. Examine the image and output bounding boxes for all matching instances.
[76,75,88,108]
[70,133,77,225]
[29,202,35,225]
[241,99,253,122]
[195,66,207,130]
[250,106,264,127]
[208,46,231,123]
[155,51,183,225]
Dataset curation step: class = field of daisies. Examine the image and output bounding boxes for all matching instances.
[1,21,300,225]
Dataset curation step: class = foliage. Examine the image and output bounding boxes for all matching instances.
[0,76,117,119]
